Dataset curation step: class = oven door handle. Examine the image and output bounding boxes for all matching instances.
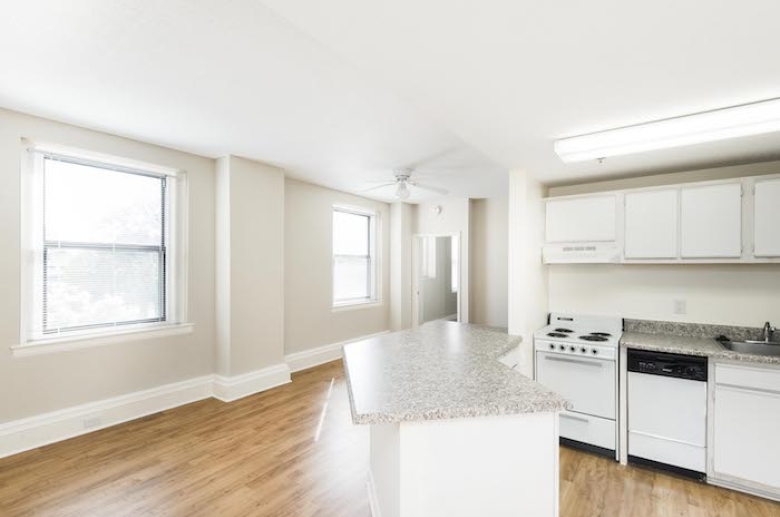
[543,356,604,368]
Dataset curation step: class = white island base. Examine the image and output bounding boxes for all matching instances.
[367,412,561,517]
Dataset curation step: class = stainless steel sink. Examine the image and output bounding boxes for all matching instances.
[719,340,780,356]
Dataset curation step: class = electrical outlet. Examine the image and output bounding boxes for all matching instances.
[673,299,687,315]
[83,416,103,429]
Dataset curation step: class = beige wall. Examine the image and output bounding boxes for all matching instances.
[547,162,780,328]
[548,264,780,327]
[389,203,413,331]
[0,108,216,422]
[469,196,509,328]
[284,179,390,355]
[507,172,548,376]
[216,156,286,376]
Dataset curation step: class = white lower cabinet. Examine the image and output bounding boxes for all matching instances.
[712,363,780,498]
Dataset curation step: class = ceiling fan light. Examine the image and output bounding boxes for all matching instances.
[395,181,411,200]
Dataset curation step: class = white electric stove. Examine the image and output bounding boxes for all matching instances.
[534,313,623,459]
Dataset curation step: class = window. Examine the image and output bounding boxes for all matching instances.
[22,143,186,344]
[332,207,377,306]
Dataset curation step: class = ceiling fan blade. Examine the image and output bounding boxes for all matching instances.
[360,182,397,192]
[408,181,449,195]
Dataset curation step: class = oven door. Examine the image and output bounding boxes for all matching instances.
[536,351,616,420]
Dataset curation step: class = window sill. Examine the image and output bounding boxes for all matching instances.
[11,323,194,357]
[331,300,383,313]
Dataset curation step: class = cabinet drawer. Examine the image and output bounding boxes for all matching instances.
[716,363,780,393]
[559,411,615,451]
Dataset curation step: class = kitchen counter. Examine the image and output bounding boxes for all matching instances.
[621,331,780,365]
[344,320,566,517]
[343,320,570,425]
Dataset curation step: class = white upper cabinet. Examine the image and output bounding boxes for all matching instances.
[624,189,679,259]
[754,178,780,257]
[545,195,617,243]
[680,183,742,259]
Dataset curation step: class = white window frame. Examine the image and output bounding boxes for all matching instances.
[332,205,380,309]
[14,140,191,355]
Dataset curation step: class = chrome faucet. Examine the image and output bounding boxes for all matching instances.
[762,322,777,343]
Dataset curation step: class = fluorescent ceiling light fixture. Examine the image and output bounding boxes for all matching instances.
[554,97,780,163]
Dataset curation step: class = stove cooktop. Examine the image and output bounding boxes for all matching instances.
[534,314,623,348]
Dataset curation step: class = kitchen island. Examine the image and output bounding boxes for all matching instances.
[342,321,569,517]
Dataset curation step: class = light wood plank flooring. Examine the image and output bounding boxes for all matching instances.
[1,360,778,517]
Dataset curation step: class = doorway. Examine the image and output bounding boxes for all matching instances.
[413,234,460,326]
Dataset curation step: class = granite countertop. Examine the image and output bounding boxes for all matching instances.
[621,331,780,366]
[342,321,570,425]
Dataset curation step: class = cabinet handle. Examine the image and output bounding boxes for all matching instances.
[717,383,780,397]
[560,414,589,424]
[544,356,604,368]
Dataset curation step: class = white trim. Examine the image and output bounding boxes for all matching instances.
[0,374,213,459]
[212,363,291,403]
[332,205,381,307]
[284,331,390,373]
[367,470,383,517]
[10,323,194,357]
[331,300,384,312]
[0,361,298,459]
[26,141,182,177]
[708,476,780,503]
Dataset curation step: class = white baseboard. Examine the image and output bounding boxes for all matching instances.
[212,363,291,403]
[367,470,383,517]
[0,361,293,459]
[0,375,213,459]
[285,330,390,373]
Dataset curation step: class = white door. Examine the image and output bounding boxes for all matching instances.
[545,195,617,243]
[754,178,780,257]
[536,352,615,419]
[713,384,780,489]
[624,189,679,259]
[680,183,742,259]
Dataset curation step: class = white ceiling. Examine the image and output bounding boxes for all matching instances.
[2,1,780,198]
[0,0,505,203]
[260,0,780,184]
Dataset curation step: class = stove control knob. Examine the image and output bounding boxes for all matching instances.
[559,345,566,351]
[549,343,555,350]
[592,349,598,355]
[580,347,587,353]
[569,346,576,352]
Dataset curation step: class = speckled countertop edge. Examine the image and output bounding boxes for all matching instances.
[342,322,571,425]
[621,321,780,366]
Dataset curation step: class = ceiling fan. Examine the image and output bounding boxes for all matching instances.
[362,168,449,200]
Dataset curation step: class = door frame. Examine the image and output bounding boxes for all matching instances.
[411,232,462,327]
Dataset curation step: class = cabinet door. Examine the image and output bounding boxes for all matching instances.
[754,178,780,257]
[624,189,679,259]
[713,384,780,489]
[680,183,742,258]
[545,195,616,243]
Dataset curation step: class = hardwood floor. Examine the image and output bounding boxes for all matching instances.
[1,360,777,517]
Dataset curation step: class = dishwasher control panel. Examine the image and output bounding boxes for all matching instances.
[627,350,707,382]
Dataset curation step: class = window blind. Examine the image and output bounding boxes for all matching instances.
[34,154,168,336]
